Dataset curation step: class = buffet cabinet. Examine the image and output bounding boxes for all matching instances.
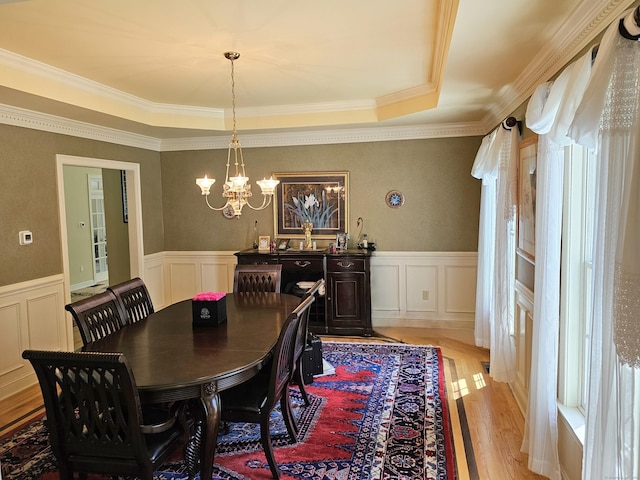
[235,249,373,336]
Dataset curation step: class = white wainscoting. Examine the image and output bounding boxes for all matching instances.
[148,251,238,309]
[0,274,68,400]
[150,251,477,328]
[513,280,534,413]
[370,252,477,329]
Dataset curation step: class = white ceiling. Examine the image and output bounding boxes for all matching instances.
[0,0,634,144]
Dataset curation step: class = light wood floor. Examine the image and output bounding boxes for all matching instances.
[1,327,545,479]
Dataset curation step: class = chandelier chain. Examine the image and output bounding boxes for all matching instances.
[230,55,237,138]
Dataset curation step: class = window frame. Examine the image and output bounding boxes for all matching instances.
[558,144,595,415]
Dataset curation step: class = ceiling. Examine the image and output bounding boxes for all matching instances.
[0,0,634,146]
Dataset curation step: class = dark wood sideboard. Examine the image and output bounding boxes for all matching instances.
[235,248,373,336]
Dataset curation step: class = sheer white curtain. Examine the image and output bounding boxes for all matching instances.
[568,9,640,479]
[471,124,517,381]
[471,131,497,349]
[521,49,592,480]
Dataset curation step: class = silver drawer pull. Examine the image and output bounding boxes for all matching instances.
[295,260,311,268]
[337,261,354,269]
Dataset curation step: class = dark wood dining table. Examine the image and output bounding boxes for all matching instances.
[83,292,301,480]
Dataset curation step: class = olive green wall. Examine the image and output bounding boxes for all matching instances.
[161,137,483,252]
[0,123,163,287]
[1,121,482,288]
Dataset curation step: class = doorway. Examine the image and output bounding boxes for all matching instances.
[56,155,144,315]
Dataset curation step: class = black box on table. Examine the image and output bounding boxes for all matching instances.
[192,292,227,326]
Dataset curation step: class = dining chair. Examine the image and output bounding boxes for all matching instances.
[22,350,190,480]
[233,264,282,293]
[291,278,325,410]
[108,277,155,324]
[220,294,315,479]
[65,290,128,346]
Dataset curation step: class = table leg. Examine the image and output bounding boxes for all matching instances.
[199,383,221,480]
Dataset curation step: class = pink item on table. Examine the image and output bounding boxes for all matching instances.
[192,292,226,301]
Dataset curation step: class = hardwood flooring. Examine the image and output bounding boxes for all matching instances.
[1,326,545,479]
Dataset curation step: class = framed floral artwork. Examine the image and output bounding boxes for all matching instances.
[517,135,537,262]
[273,172,349,239]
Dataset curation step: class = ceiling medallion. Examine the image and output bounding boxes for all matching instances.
[385,190,404,208]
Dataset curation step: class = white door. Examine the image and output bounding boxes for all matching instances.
[88,174,108,283]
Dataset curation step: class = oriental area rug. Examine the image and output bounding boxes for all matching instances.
[0,341,457,480]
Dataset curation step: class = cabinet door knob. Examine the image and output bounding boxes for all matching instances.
[337,261,354,269]
[295,260,311,268]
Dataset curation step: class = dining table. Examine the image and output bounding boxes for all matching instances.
[83,291,302,480]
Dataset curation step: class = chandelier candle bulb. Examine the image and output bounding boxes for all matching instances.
[195,175,215,195]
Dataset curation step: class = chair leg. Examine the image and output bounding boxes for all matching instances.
[281,389,298,443]
[287,391,300,435]
[260,417,280,480]
[295,358,311,406]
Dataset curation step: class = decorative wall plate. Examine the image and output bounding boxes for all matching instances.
[385,190,404,208]
[222,204,236,219]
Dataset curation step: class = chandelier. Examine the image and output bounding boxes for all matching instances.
[196,52,279,217]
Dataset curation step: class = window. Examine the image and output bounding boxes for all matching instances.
[559,144,596,415]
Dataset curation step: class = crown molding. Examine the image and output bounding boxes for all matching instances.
[484,0,634,132]
[0,103,162,150]
[0,101,484,152]
[160,122,486,151]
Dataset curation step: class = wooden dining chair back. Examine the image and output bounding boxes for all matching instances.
[220,294,314,479]
[108,277,155,324]
[65,290,128,346]
[233,264,282,293]
[22,350,187,480]
[291,278,325,410]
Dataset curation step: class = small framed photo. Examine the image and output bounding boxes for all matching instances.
[258,235,271,252]
[336,232,348,250]
[277,238,290,250]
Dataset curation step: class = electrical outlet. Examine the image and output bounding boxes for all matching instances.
[80,265,84,272]
[422,290,429,301]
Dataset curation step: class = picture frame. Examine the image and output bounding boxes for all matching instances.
[258,235,271,252]
[336,232,348,250]
[517,135,537,262]
[277,238,290,250]
[273,172,349,240]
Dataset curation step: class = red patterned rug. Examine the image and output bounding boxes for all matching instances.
[0,341,457,479]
